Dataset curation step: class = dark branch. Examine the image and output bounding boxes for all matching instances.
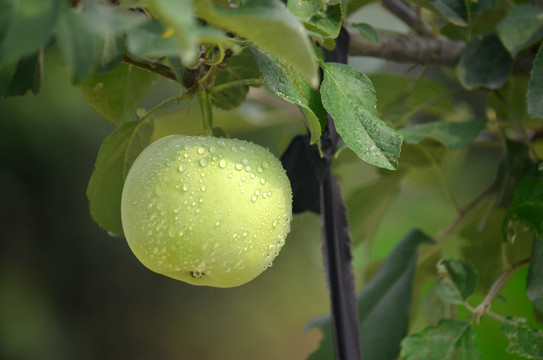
[123,56,178,82]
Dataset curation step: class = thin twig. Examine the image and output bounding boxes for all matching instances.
[123,56,178,82]
[381,0,434,37]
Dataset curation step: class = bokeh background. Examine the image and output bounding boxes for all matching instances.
[1,4,541,360]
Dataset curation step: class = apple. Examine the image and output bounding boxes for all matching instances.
[121,135,293,287]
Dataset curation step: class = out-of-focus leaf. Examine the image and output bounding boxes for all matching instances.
[435,259,478,304]
[195,0,319,88]
[503,177,543,239]
[251,46,326,144]
[421,285,457,326]
[0,0,60,63]
[496,5,543,57]
[353,23,379,44]
[309,229,433,360]
[288,1,342,40]
[210,48,262,110]
[126,21,182,58]
[97,34,125,74]
[4,52,42,97]
[56,6,100,84]
[401,320,480,360]
[457,33,512,90]
[501,317,543,359]
[87,119,154,237]
[320,62,403,170]
[81,63,156,126]
[432,0,469,26]
[0,61,17,97]
[346,175,402,245]
[470,0,496,13]
[528,44,543,119]
[527,237,543,312]
[147,0,198,63]
[399,120,486,150]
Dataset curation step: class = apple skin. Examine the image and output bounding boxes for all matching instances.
[121,135,293,287]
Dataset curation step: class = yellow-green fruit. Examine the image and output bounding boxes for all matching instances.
[121,135,293,288]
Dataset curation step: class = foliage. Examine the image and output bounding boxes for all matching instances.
[2,0,543,359]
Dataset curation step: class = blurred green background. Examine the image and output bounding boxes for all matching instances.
[1,5,541,360]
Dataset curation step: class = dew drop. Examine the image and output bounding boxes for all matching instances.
[250,174,255,179]
[183,184,190,191]
[262,161,270,169]
[251,195,257,202]
[183,153,189,158]
[219,159,227,168]
[245,165,251,172]
[242,158,249,165]
[197,147,205,155]
[231,146,238,153]
[200,158,209,167]
[178,164,186,172]
[257,167,263,173]
[272,220,278,227]
[184,145,191,150]
[201,185,207,192]
[255,190,260,195]
[260,178,266,184]
[235,163,243,171]
[153,247,159,254]
[228,173,233,178]
[240,145,246,151]
[210,146,217,153]
[217,139,226,147]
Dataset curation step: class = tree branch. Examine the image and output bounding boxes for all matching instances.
[123,56,178,82]
[348,30,536,74]
[381,0,434,37]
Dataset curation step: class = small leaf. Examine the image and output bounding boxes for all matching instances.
[401,320,481,360]
[81,63,156,126]
[210,48,262,110]
[251,46,326,144]
[0,0,60,63]
[501,317,543,359]
[421,285,457,326]
[320,62,403,170]
[195,0,319,88]
[309,229,434,360]
[87,119,154,236]
[503,177,543,239]
[528,44,543,119]
[457,33,512,90]
[399,120,486,150]
[353,23,379,44]
[527,237,543,312]
[4,51,42,97]
[435,259,479,304]
[428,0,469,26]
[496,5,543,58]
[293,2,343,40]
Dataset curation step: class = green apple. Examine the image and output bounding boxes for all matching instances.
[121,135,293,287]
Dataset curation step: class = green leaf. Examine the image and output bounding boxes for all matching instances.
[4,52,42,97]
[528,44,543,119]
[147,0,199,64]
[0,0,60,63]
[288,1,342,40]
[399,120,486,150]
[251,46,326,144]
[87,119,154,236]
[427,0,469,26]
[346,175,402,246]
[401,320,480,360]
[353,23,379,44]
[55,6,101,84]
[194,0,319,88]
[0,61,17,97]
[421,285,457,326]
[457,33,512,90]
[309,229,433,360]
[527,237,543,312]
[496,5,543,58]
[435,259,478,304]
[501,317,543,359]
[126,21,182,58]
[504,177,543,239]
[210,48,262,110]
[320,62,403,170]
[81,63,156,126]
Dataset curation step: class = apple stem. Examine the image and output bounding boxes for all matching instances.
[197,87,214,136]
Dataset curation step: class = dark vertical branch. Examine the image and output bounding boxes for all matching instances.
[280,27,361,360]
